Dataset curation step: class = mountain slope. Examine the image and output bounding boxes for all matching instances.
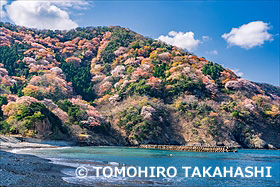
[0,22,279,148]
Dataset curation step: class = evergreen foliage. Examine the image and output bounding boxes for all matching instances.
[0,44,29,77]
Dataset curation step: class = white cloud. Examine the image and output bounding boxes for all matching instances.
[206,50,218,55]
[222,21,273,49]
[232,69,244,77]
[157,31,200,51]
[0,0,8,18]
[168,30,178,37]
[50,0,90,10]
[4,0,90,30]
[202,36,211,41]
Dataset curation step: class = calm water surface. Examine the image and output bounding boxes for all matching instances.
[17,147,280,186]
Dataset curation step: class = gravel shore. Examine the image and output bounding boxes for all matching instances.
[0,148,85,187]
[0,142,58,150]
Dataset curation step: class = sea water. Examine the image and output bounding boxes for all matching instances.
[17,147,280,186]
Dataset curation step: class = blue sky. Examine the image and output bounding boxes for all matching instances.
[1,0,279,85]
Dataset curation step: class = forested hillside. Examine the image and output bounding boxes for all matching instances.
[0,22,279,148]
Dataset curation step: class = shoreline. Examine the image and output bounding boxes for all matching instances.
[1,142,279,186]
[1,134,278,151]
[0,149,85,187]
[0,141,59,150]
[1,140,278,151]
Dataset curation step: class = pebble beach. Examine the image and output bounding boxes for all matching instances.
[0,142,84,187]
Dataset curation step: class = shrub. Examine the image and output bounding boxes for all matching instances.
[232,110,240,118]
[0,96,8,119]
[0,121,10,134]
[57,100,88,125]
[5,101,68,137]
[153,63,168,78]
[175,100,212,117]
[165,76,207,99]
[116,103,168,143]
[202,62,224,81]
[222,101,236,112]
